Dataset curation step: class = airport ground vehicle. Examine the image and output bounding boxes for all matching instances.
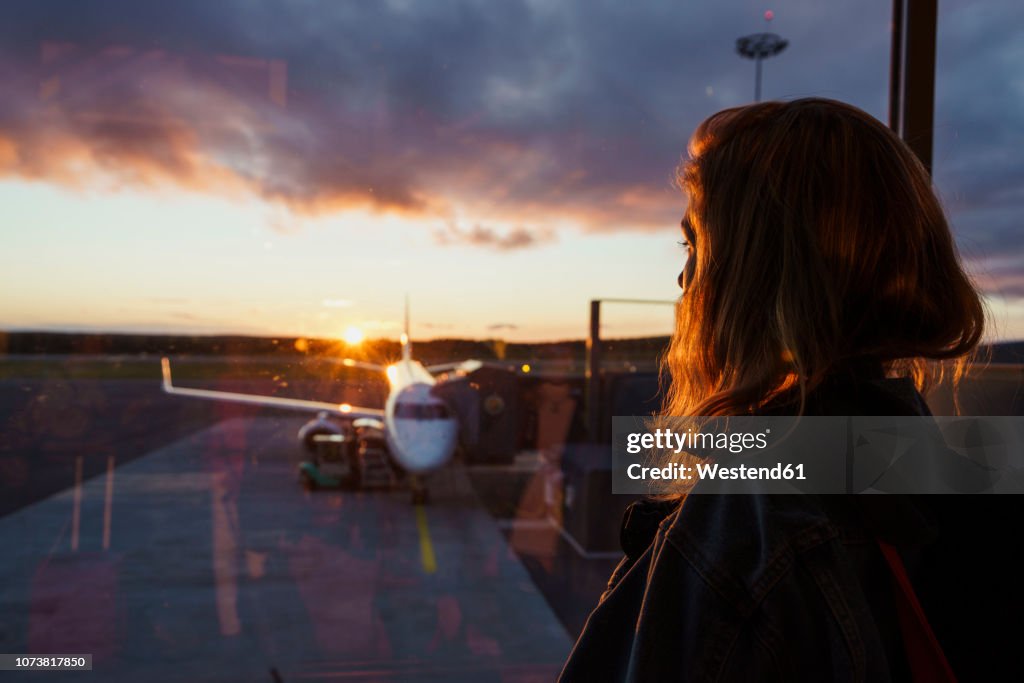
[297,417,412,495]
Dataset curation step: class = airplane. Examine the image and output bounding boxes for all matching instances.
[160,299,495,503]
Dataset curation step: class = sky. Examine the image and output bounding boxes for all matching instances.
[0,0,1021,343]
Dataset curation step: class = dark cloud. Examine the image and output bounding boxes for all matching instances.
[968,253,1024,299]
[486,323,519,331]
[433,220,554,250]
[929,1,1024,299]
[0,0,1018,278]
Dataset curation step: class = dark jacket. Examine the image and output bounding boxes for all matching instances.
[558,368,1020,682]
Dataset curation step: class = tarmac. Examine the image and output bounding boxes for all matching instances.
[0,415,573,682]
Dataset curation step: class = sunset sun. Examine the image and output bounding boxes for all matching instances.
[342,326,365,345]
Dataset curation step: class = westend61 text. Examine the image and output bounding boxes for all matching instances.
[627,462,806,481]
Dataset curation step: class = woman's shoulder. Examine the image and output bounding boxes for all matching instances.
[763,360,932,417]
[591,492,930,681]
[617,493,864,607]
[661,494,847,602]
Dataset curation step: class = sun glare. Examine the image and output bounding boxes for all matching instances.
[342,326,365,345]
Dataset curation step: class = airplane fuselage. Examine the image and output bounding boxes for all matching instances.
[383,359,459,473]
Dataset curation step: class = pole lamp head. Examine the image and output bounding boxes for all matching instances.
[736,33,788,60]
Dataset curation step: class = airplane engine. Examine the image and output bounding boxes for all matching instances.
[298,411,346,453]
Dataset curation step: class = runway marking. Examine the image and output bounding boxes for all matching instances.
[102,455,115,550]
[70,456,83,552]
[211,471,241,636]
[414,504,437,574]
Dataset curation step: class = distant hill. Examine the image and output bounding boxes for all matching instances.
[984,341,1024,364]
[0,330,671,364]
[3,331,1018,365]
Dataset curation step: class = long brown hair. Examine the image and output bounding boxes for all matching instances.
[661,98,985,417]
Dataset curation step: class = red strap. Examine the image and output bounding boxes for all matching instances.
[877,540,958,683]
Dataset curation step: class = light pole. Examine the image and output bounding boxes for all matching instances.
[736,10,788,102]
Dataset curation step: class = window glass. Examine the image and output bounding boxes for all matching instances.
[5,3,985,681]
[934,0,1024,342]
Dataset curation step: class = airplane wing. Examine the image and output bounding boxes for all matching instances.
[161,358,384,419]
[339,358,387,372]
[426,359,485,375]
[427,359,521,378]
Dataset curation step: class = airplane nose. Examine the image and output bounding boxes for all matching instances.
[390,419,458,473]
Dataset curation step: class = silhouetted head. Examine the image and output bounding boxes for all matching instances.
[663,98,985,416]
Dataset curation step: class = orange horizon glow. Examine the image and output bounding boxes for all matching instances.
[342,326,365,345]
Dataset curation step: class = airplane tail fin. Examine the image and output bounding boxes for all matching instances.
[401,294,412,361]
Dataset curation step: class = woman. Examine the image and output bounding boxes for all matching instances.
[559,98,991,681]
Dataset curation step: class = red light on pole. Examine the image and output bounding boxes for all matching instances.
[736,12,787,102]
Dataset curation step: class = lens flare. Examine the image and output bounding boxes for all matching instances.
[342,326,365,345]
